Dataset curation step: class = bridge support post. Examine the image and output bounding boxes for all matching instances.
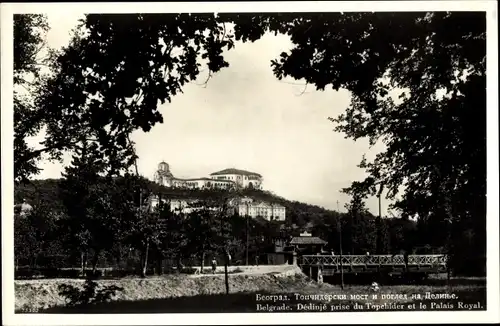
[309,266,312,278]
[293,252,297,265]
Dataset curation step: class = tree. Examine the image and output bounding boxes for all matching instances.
[17,13,236,181]
[190,195,239,292]
[14,14,49,83]
[58,143,122,274]
[185,205,222,272]
[110,173,162,277]
[17,12,485,275]
[14,208,41,268]
[344,190,376,254]
[14,200,64,269]
[227,12,486,274]
[14,14,52,181]
[376,217,391,254]
[387,216,418,255]
[155,202,189,273]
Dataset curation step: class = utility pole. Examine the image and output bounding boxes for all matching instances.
[376,184,384,255]
[378,193,382,220]
[220,195,230,294]
[337,200,344,290]
[246,214,249,266]
[377,197,381,255]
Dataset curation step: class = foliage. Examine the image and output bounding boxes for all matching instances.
[343,192,376,254]
[14,12,485,275]
[58,145,124,271]
[58,278,123,307]
[14,14,49,82]
[226,12,486,273]
[17,13,237,181]
[184,204,222,263]
[14,201,63,268]
[15,178,423,271]
[152,201,189,269]
[13,14,52,181]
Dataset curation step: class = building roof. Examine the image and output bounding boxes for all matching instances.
[210,168,262,178]
[174,177,234,183]
[290,236,327,245]
[235,198,285,208]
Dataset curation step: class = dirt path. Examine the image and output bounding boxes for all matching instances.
[189,264,301,278]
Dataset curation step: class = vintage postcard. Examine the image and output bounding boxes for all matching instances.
[1,1,498,325]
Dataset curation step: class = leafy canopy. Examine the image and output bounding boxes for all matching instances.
[226,12,485,221]
[16,13,235,181]
[14,12,486,272]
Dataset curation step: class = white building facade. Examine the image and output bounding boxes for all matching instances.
[153,162,262,190]
[150,196,286,221]
[209,168,263,190]
[231,197,286,221]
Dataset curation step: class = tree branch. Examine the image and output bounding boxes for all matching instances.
[294,82,309,96]
[195,70,213,88]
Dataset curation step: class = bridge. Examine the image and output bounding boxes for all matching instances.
[298,254,448,277]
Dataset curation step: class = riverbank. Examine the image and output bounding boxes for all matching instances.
[15,265,486,313]
[15,265,310,312]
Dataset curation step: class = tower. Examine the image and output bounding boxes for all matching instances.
[154,161,174,187]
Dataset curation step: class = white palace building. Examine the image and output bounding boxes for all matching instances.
[153,161,263,190]
[150,162,286,221]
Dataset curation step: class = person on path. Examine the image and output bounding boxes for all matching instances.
[317,267,323,285]
[211,257,217,274]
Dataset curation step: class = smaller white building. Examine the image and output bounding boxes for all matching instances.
[233,197,286,221]
[149,195,286,221]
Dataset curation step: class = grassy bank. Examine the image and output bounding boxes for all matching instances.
[39,286,487,313]
[15,270,319,312]
[16,272,486,313]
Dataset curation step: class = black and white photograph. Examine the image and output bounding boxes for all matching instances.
[2,1,499,325]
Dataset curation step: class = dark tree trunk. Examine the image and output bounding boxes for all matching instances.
[84,251,88,271]
[80,251,85,275]
[200,251,205,274]
[91,250,100,277]
[141,240,149,278]
[224,250,229,294]
[156,251,163,275]
[176,255,183,271]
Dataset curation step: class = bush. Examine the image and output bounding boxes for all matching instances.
[58,278,123,307]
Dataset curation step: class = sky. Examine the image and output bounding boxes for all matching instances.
[32,13,391,215]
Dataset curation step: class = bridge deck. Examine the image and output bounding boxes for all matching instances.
[299,254,448,275]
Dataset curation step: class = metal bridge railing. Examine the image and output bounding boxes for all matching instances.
[299,254,448,267]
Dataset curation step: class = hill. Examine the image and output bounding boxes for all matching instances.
[15,178,441,261]
[15,178,341,230]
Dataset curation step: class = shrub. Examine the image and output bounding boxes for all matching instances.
[58,278,123,307]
